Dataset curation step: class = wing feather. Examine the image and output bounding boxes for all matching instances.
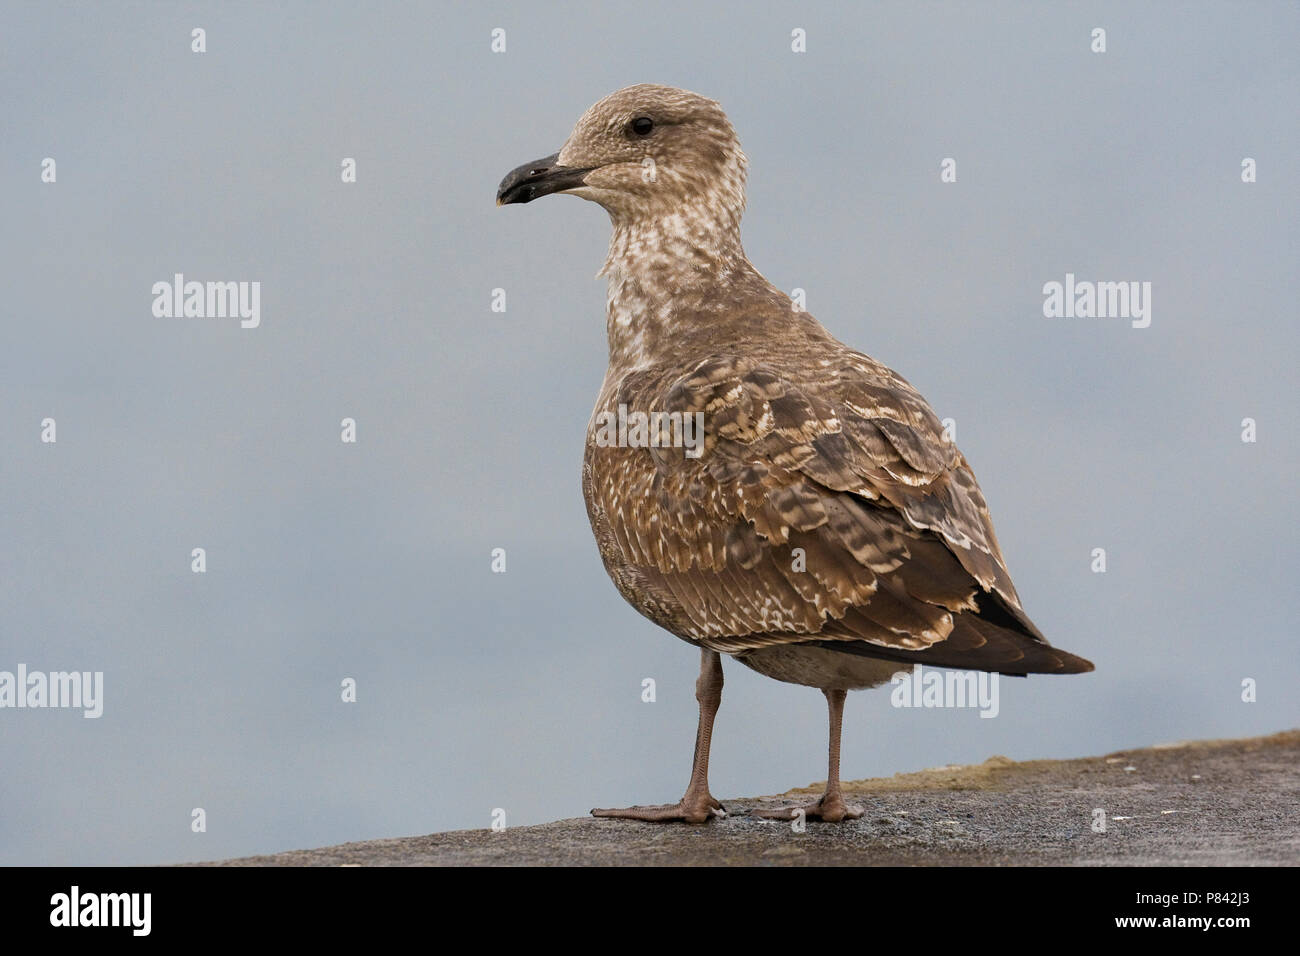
[583,347,1091,675]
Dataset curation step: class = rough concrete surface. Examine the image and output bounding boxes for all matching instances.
[203,730,1299,866]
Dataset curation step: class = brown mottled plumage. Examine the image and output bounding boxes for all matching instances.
[498,84,1093,824]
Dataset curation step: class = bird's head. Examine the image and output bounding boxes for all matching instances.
[496,84,748,227]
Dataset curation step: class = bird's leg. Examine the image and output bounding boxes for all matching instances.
[753,688,864,823]
[591,648,726,824]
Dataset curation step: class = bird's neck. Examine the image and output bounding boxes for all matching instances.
[601,204,753,371]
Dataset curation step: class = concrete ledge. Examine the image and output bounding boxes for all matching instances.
[199,730,1299,866]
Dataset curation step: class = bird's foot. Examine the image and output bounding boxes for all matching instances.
[591,794,726,824]
[751,793,864,823]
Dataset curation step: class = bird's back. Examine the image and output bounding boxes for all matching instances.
[582,297,1093,685]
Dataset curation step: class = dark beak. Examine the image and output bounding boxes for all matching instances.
[496,152,593,206]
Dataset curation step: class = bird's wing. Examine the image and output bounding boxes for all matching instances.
[588,348,1088,673]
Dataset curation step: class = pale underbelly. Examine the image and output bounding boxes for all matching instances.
[733,644,905,691]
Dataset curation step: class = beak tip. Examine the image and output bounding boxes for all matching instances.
[497,151,589,208]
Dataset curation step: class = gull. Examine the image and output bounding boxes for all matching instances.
[497,84,1093,824]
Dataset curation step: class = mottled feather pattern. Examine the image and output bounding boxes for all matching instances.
[584,337,1088,675]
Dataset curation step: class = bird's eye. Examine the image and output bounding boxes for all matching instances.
[629,116,654,136]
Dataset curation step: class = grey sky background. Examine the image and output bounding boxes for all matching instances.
[2,1,1296,865]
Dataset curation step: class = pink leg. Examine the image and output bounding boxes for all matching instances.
[592,649,726,824]
[753,688,864,822]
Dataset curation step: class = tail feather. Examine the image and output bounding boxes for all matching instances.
[816,591,1094,676]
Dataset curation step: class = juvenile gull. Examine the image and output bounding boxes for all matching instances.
[497,84,1094,824]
